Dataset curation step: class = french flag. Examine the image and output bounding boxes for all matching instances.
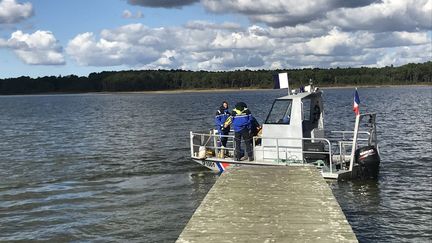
[353,88,360,116]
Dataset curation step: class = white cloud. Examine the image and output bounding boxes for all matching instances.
[185,20,241,31]
[0,0,33,24]
[201,0,380,27]
[210,27,274,50]
[200,0,431,33]
[369,31,431,48]
[0,30,65,65]
[119,0,431,70]
[122,10,133,19]
[327,0,432,32]
[66,23,272,69]
[376,44,432,67]
[65,21,431,70]
[296,28,356,55]
[202,0,329,27]
[122,9,143,19]
[66,26,161,66]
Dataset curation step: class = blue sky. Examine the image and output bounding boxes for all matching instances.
[0,0,431,78]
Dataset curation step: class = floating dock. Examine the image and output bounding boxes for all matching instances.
[177,166,358,242]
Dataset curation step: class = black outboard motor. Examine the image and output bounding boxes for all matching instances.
[355,146,380,179]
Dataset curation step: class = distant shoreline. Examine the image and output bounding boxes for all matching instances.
[113,83,431,94]
[1,62,430,95]
[0,83,430,96]
[320,83,431,89]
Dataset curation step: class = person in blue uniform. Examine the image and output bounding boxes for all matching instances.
[224,102,254,161]
[215,101,231,147]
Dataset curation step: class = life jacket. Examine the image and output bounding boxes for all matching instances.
[228,107,252,132]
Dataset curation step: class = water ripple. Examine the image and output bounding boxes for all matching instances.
[1,87,431,242]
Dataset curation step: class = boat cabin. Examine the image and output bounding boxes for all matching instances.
[255,87,326,163]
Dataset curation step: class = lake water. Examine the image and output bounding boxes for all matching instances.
[0,86,431,242]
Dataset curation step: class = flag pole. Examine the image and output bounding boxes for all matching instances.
[349,87,360,172]
[349,113,360,172]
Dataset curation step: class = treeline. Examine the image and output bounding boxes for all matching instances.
[0,62,430,94]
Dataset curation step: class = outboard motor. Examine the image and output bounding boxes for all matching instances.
[355,146,380,179]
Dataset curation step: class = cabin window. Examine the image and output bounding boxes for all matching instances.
[265,99,292,124]
[302,99,311,121]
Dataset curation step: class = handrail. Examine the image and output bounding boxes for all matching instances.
[331,131,370,135]
[191,127,376,175]
[190,112,378,176]
[190,131,236,158]
[253,136,333,173]
[191,132,333,171]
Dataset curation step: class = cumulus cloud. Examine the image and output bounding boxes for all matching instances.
[376,44,432,67]
[210,27,274,50]
[202,0,328,27]
[201,0,382,27]
[370,31,430,48]
[65,21,431,70]
[151,0,431,34]
[124,0,431,34]
[127,0,199,8]
[66,24,162,66]
[0,0,33,24]
[203,52,264,70]
[185,20,241,31]
[66,23,275,69]
[327,0,432,32]
[0,30,65,65]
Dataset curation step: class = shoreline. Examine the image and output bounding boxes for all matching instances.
[0,83,430,96]
[116,88,267,94]
[111,83,431,94]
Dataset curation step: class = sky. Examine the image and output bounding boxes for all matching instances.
[0,0,431,78]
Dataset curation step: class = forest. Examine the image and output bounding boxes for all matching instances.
[0,61,430,94]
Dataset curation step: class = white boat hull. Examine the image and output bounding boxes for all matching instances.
[191,157,376,180]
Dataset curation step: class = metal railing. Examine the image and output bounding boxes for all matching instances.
[189,113,377,176]
[190,131,235,158]
[330,130,370,141]
[328,113,378,171]
[330,130,371,165]
[190,131,335,172]
[252,136,334,173]
[190,114,377,174]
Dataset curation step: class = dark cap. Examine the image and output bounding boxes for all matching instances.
[235,102,247,110]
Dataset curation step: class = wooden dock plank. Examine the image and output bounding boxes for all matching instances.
[177,166,358,243]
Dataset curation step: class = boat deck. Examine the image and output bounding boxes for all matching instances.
[176,166,358,242]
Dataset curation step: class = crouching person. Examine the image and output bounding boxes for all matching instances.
[224,102,254,161]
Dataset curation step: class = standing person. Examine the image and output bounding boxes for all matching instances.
[250,115,262,146]
[215,101,231,147]
[224,102,254,161]
[250,115,261,138]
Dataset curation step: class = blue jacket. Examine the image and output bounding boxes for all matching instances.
[226,108,252,132]
[215,107,231,131]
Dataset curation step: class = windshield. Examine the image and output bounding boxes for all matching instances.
[265,99,292,124]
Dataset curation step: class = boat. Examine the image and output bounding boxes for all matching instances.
[189,73,380,180]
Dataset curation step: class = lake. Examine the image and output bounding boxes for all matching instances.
[0,86,431,242]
